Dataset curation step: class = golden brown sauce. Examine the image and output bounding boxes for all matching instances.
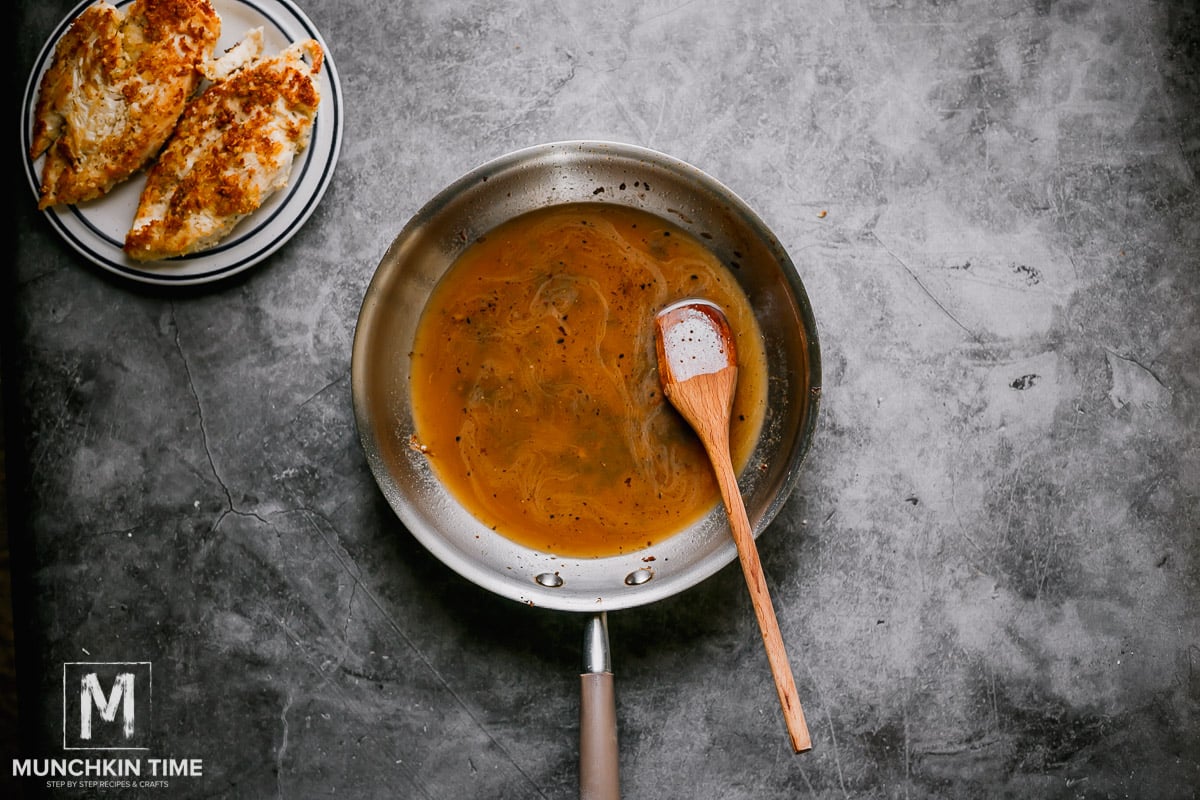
[410,203,767,557]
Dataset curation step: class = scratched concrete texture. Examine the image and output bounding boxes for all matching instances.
[7,0,1199,798]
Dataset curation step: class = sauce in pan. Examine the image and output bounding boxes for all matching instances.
[410,203,767,558]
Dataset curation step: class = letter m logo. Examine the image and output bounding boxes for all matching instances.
[63,662,151,750]
[81,672,134,739]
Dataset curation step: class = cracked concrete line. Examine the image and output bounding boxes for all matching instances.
[92,525,143,538]
[298,371,348,411]
[870,231,983,344]
[275,689,293,800]
[171,305,230,506]
[1103,346,1169,390]
[547,0,645,144]
[341,578,359,643]
[292,506,552,800]
[798,660,849,800]
[171,303,269,529]
[258,501,361,674]
[273,606,437,800]
[492,56,579,140]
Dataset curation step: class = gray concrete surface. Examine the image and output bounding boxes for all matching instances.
[8,0,1199,797]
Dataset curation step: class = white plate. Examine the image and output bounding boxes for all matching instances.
[21,0,343,286]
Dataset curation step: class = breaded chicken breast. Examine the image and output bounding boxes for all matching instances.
[124,34,324,261]
[29,0,221,209]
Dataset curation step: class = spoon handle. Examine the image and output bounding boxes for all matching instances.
[706,425,812,754]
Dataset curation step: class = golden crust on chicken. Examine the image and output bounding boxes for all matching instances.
[29,0,221,209]
[124,35,324,261]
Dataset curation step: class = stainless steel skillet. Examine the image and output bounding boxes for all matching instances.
[351,140,821,797]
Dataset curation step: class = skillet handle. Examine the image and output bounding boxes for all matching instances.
[580,613,619,800]
[580,672,619,799]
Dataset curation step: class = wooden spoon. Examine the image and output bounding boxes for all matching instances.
[654,298,812,754]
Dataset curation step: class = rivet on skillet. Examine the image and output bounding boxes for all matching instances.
[624,568,653,586]
[535,572,565,588]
